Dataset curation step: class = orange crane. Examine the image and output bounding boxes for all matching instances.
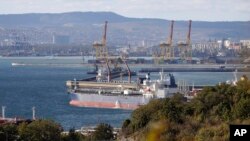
[177,20,192,60]
[187,20,192,46]
[93,21,109,60]
[159,20,174,61]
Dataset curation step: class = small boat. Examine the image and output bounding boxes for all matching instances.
[11,62,26,66]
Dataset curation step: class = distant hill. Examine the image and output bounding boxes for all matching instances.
[0,12,249,43]
[0,12,133,26]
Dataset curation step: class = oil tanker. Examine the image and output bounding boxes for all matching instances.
[66,67,178,110]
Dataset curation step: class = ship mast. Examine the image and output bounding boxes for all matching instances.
[123,59,131,83]
[105,58,111,82]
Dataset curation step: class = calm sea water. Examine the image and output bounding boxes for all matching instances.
[0,57,249,130]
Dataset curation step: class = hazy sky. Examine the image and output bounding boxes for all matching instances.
[0,0,249,21]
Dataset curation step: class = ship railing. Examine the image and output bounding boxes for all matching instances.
[74,88,123,94]
[73,88,143,96]
[98,80,135,84]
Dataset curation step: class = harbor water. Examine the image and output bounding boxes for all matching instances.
[0,57,249,130]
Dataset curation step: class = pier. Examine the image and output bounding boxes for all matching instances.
[139,65,250,72]
[139,67,236,72]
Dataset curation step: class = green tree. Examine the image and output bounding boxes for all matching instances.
[233,98,250,119]
[18,120,62,141]
[130,99,165,131]
[195,124,229,141]
[160,94,184,123]
[0,124,18,141]
[92,123,113,141]
[122,119,131,129]
[61,128,85,141]
[121,119,132,136]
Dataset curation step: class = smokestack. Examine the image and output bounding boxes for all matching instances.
[2,106,6,119]
[74,78,77,90]
[32,107,36,120]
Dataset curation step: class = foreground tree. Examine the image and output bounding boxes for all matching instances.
[92,123,114,141]
[61,128,85,141]
[18,120,62,141]
[0,124,18,141]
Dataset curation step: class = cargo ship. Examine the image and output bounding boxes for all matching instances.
[66,65,179,110]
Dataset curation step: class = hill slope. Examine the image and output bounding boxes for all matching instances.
[0,12,249,44]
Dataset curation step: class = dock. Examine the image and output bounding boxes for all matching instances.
[139,67,249,72]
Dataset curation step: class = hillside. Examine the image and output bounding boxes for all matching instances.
[0,12,249,44]
[0,12,132,26]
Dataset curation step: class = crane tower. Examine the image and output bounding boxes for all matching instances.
[177,20,192,61]
[159,20,174,60]
[93,21,109,60]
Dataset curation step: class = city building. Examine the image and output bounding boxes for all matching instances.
[53,35,70,45]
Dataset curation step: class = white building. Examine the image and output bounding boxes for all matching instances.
[224,39,231,48]
[240,40,250,48]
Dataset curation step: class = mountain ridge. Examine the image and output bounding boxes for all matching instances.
[0,11,249,43]
[0,11,249,22]
[1,11,249,26]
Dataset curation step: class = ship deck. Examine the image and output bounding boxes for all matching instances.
[66,80,139,90]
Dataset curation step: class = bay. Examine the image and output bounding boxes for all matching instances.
[0,57,249,130]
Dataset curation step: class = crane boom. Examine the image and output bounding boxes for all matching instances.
[187,20,192,45]
[102,21,108,46]
[168,20,174,45]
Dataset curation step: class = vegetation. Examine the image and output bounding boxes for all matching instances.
[0,120,62,141]
[0,124,18,141]
[121,76,250,141]
[18,120,62,141]
[92,123,114,141]
[0,120,114,141]
[61,128,86,141]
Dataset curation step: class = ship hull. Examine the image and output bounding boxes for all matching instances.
[69,92,150,110]
[70,100,139,110]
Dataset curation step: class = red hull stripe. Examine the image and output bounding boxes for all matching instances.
[70,100,139,110]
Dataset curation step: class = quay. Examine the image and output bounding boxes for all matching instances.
[139,66,250,72]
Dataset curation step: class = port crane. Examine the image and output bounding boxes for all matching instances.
[93,21,109,61]
[153,20,174,64]
[152,50,160,64]
[177,20,192,61]
[159,20,174,60]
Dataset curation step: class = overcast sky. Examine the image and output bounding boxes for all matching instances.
[0,0,249,21]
